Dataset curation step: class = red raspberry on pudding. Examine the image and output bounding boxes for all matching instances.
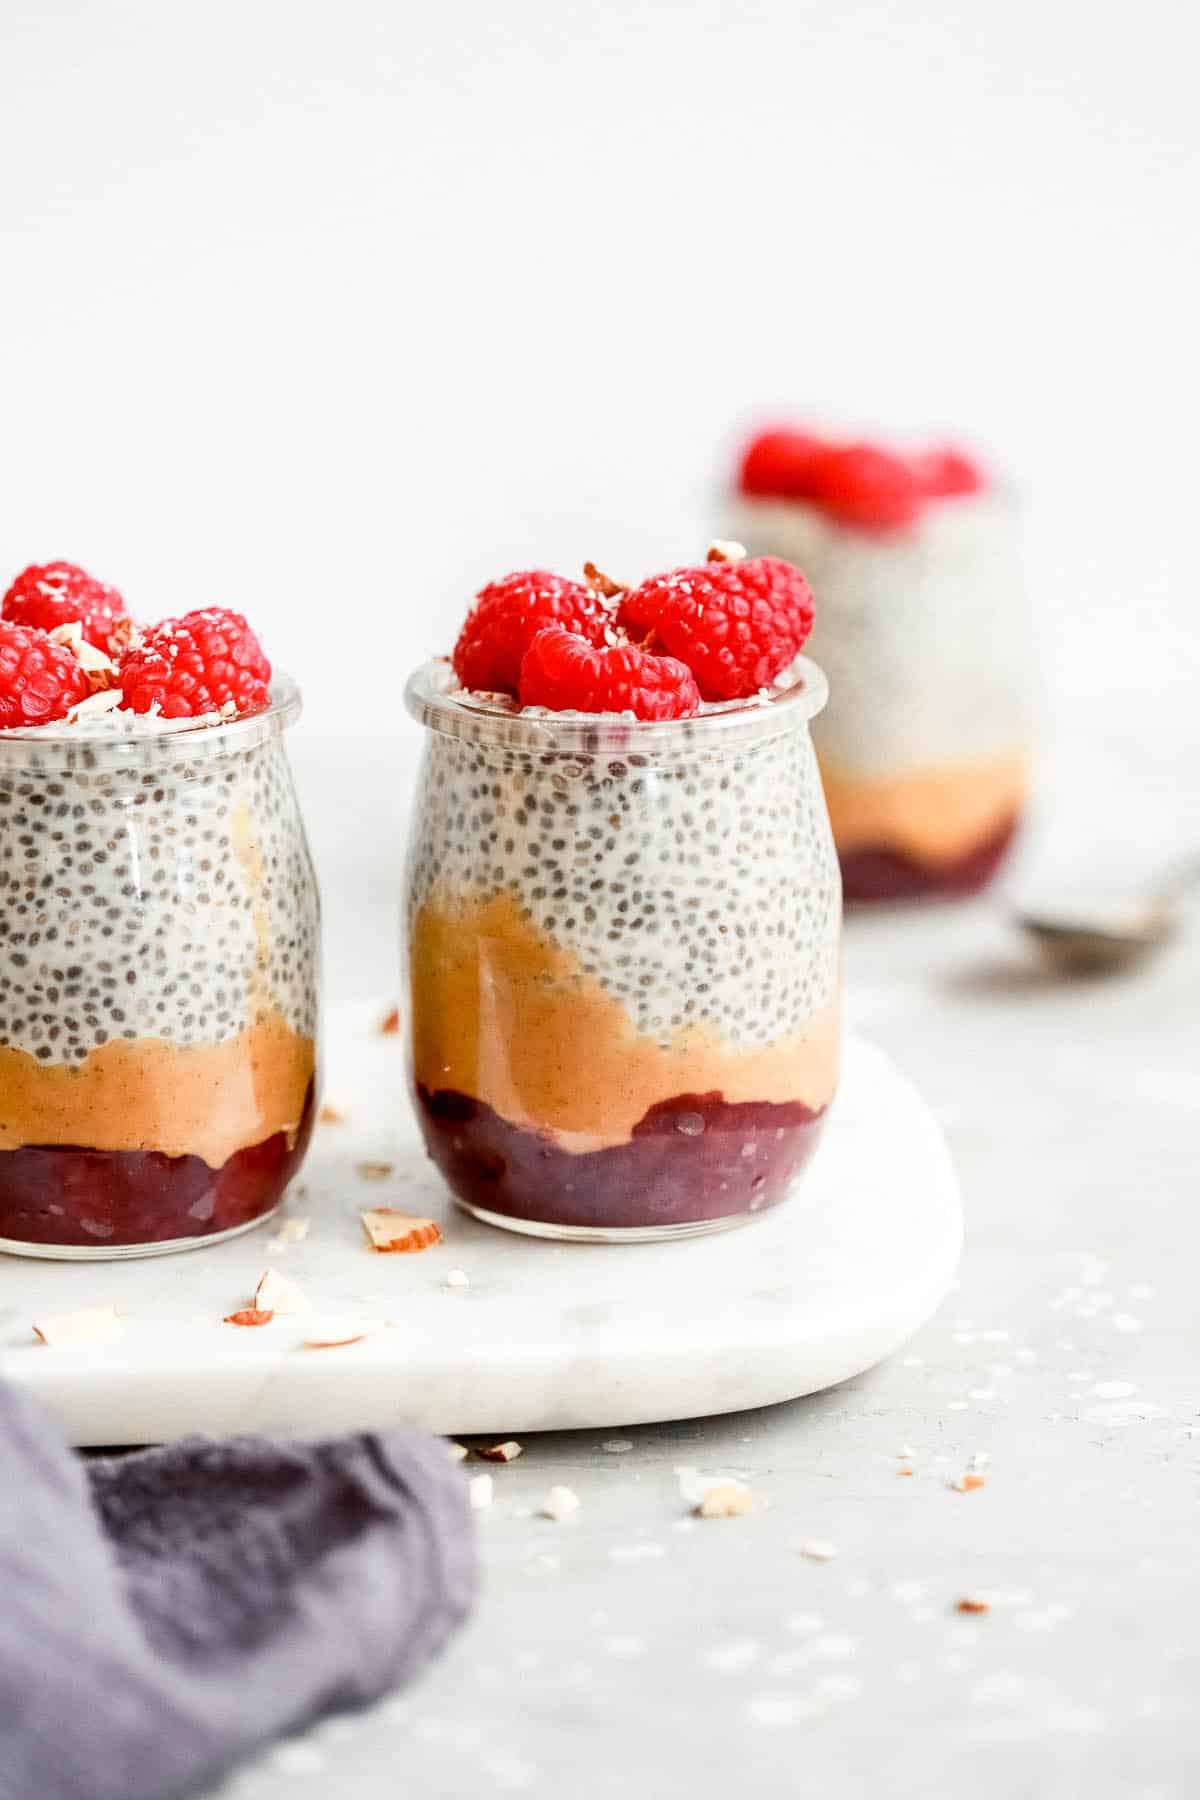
[2,561,131,655]
[119,608,271,719]
[619,553,814,703]
[453,571,612,696]
[519,623,700,721]
[739,427,829,501]
[807,443,923,531]
[0,620,92,728]
[912,446,987,498]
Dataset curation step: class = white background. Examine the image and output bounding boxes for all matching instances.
[2,0,1198,983]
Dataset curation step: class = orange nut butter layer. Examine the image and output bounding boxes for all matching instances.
[0,1008,315,1167]
[410,890,839,1152]
[819,749,1028,869]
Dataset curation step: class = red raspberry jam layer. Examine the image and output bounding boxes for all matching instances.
[839,814,1019,904]
[415,1085,827,1232]
[0,1083,315,1249]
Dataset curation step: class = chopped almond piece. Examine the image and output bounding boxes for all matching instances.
[582,561,628,599]
[477,1440,523,1463]
[33,1305,122,1347]
[379,1007,401,1034]
[951,1473,987,1493]
[361,1208,442,1253]
[254,1268,311,1314]
[448,1442,470,1464]
[539,1485,581,1521]
[706,539,747,565]
[356,1161,394,1183]
[695,1480,753,1519]
[268,1218,310,1248]
[225,1308,274,1327]
[318,1103,346,1125]
[797,1539,838,1561]
[957,1595,990,1614]
[303,1317,381,1348]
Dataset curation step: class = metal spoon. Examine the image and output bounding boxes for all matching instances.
[1014,851,1200,976]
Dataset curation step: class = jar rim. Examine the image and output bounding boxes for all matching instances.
[0,673,302,771]
[404,656,829,753]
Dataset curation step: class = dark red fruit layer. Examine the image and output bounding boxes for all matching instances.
[0,1084,314,1249]
[839,815,1019,903]
[415,1085,827,1231]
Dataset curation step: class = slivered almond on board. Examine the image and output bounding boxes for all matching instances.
[379,1006,401,1034]
[361,1209,443,1253]
[33,1305,123,1347]
[356,1161,395,1182]
[254,1268,311,1314]
[224,1308,274,1328]
[318,1103,347,1125]
[477,1440,523,1463]
[303,1317,382,1348]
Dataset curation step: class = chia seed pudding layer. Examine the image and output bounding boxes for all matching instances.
[404,658,841,1236]
[730,491,1031,898]
[0,677,320,1255]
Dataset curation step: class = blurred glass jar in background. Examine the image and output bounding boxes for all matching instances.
[0,682,320,1258]
[729,428,1032,902]
[403,657,841,1240]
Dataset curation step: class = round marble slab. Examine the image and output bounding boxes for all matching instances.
[0,1008,961,1447]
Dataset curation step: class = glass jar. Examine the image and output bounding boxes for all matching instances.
[403,660,841,1241]
[730,488,1032,900]
[0,679,320,1258]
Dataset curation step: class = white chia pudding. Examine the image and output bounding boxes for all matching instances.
[404,658,841,1240]
[0,679,320,1258]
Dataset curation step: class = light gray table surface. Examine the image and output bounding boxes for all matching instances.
[203,730,1199,1800]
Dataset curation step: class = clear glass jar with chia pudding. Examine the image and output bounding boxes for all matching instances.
[403,658,841,1240]
[0,678,320,1257]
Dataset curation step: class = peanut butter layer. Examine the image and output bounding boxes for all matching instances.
[0,1009,315,1168]
[410,891,839,1153]
[819,750,1028,867]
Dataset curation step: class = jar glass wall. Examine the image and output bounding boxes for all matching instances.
[403,661,841,1241]
[0,680,320,1258]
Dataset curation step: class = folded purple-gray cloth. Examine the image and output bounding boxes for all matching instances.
[0,1381,476,1800]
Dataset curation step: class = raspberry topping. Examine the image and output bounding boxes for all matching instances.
[738,427,988,528]
[453,571,612,696]
[619,554,814,702]
[519,624,700,721]
[2,561,131,655]
[119,608,272,719]
[739,428,827,502]
[807,443,924,531]
[0,621,91,729]
[912,446,987,498]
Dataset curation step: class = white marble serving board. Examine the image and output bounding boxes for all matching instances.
[0,1006,961,1446]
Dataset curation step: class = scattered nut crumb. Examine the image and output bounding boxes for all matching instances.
[32,1305,123,1347]
[445,1268,470,1289]
[951,1473,987,1493]
[797,1539,838,1561]
[695,1480,753,1519]
[957,1595,990,1614]
[303,1317,381,1348]
[268,1218,310,1249]
[897,1464,915,1477]
[478,1440,523,1463]
[379,1007,400,1034]
[582,561,627,598]
[706,539,747,564]
[254,1268,311,1314]
[318,1103,346,1125]
[539,1486,581,1521]
[448,1442,469,1464]
[225,1308,274,1327]
[356,1162,394,1183]
[361,1208,442,1252]
[469,1473,494,1510]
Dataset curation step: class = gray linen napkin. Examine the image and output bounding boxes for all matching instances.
[0,1380,476,1800]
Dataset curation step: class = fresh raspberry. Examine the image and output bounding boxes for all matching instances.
[738,427,828,501]
[519,624,700,721]
[119,608,271,719]
[912,445,987,499]
[2,561,131,655]
[619,556,813,702]
[807,443,923,531]
[453,571,611,695]
[0,620,91,729]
